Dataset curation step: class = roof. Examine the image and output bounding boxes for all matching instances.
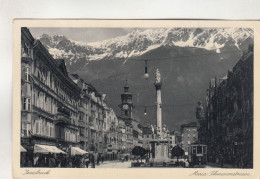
[56,59,68,77]
[181,122,197,128]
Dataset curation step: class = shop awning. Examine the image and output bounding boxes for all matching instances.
[70,147,88,155]
[34,144,66,154]
[20,145,27,152]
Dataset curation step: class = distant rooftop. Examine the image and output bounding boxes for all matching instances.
[181,122,197,128]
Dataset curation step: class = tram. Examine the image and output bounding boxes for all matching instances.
[188,142,207,167]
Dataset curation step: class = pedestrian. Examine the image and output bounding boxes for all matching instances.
[25,155,33,167]
[27,157,33,167]
[33,154,39,167]
[231,155,235,168]
[220,155,224,168]
[56,152,63,167]
[67,157,73,168]
[97,156,100,165]
[102,155,104,163]
[91,155,95,168]
[38,154,45,167]
[71,156,76,168]
[85,156,90,168]
[48,153,56,168]
[61,155,67,168]
[80,156,85,168]
[94,153,98,165]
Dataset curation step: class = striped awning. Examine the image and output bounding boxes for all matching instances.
[34,144,66,154]
[70,147,88,155]
[20,145,27,152]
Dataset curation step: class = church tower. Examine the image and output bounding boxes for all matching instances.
[119,80,133,119]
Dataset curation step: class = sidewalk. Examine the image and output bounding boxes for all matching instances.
[97,160,122,165]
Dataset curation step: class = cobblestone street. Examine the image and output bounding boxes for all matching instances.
[96,161,132,168]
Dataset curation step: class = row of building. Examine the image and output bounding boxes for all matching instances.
[21,27,179,161]
[198,45,253,168]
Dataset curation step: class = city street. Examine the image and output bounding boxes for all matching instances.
[95,161,223,168]
[19,27,253,171]
[96,161,132,168]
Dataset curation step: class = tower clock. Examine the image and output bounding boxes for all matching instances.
[119,80,133,118]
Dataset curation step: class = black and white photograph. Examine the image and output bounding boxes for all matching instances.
[19,24,254,170]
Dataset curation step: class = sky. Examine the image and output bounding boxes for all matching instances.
[29,27,140,43]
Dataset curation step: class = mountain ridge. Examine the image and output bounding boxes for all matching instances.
[37,28,253,63]
[34,28,253,131]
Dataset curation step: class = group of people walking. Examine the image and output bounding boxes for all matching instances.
[21,152,105,168]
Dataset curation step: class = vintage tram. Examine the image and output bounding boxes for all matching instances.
[188,142,207,167]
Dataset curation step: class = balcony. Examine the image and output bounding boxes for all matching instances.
[78,120,84,127]
[89,122,96,130]
[55,113,71,124]
[107,144,118,150]
[32,105,54,119]
[80,136,85,142]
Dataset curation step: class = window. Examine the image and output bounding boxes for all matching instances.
[46,123,50,136]
[192,147,196,154]
[33,92,37,105]
[38,92,44,109]
[80,128,84,136]
[50,126,53,137]
[234,102,238,112]
[24,43,29,55]
[24,67,30,81]
[203,146,207,154]
[35,121,39,134]
[188,134,190,138]
[193,134,196,137]
[22,97,31,111]
[28,99,31,111]
[197,146,202,154]
[188,141,190,144]
[47,71,51,86]
[22,123,27,137]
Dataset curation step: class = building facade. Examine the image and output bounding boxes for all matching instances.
[169,131,176,148]
[21,27,81,154]
[21,27,146,161]
[142,125,155,150]
[69,74,108,154]
[118,81,146,154]
[180,122,198,154]
[118,81,134,153]
[104,108,120,160]
[204,45,253,168]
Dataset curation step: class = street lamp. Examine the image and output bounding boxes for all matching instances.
[144,106,147,115]
[144,60,149,80]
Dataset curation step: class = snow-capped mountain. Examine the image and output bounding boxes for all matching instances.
[38,28,253,63]
[34,27,253,130]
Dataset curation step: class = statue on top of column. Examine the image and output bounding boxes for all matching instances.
[155,68,161,84]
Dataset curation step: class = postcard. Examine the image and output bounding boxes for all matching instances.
[13,19,260,178]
